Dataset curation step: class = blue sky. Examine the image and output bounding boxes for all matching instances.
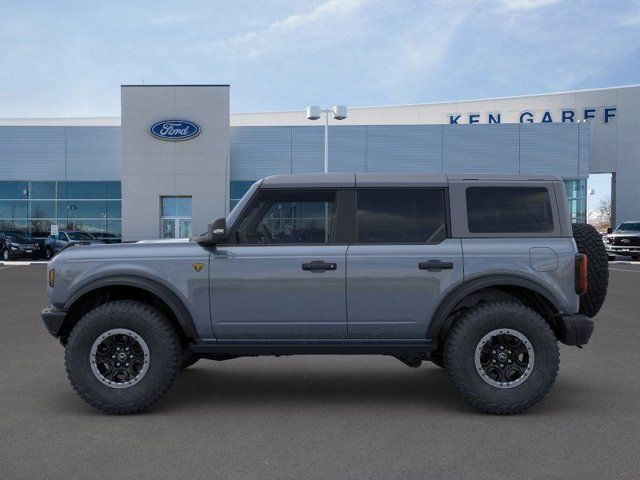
[0,0,636,209]
[1,0,639,117]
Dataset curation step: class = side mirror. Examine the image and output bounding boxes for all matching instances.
[193,217,228,246]
[606,227,613,234]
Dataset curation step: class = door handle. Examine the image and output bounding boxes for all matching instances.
[302,261,337,272]
[419,260,453,271]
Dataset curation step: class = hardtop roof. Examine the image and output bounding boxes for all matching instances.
[260,173,561,188]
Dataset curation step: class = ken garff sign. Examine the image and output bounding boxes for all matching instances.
[448,106,617,125]
[149,120,200,141]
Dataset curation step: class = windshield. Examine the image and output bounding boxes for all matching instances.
[616,222,640,232]
[5,231,34,242]
[67,232,96,241]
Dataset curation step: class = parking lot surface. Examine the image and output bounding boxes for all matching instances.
[1,262,639,479]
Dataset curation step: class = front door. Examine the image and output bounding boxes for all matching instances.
[210,189,347,339]
[346,188,464,338]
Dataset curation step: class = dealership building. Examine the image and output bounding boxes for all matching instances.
[0,84,638,243]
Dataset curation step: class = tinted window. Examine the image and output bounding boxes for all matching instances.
[466,187,553,233]
[357,189,446,243]
[237,190,336,244]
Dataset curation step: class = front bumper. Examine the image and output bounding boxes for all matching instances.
[41,307,68,337]
[556,314,594,346]
[606,245,640,255]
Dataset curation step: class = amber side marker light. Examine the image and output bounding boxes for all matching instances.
[575,254,588,295]
[48,269,55,288]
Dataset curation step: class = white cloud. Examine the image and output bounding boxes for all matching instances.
[226,0,371,58]
[499,0,563,11]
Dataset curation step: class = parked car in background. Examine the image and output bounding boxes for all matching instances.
[44,231,104,260]
[0,231,40,260]
[605,221,640,260]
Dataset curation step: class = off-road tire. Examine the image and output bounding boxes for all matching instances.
[444,301,559,414]
[572,223,609,317]
[65,300,181,414]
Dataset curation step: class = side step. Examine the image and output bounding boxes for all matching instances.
[191,339,437,357]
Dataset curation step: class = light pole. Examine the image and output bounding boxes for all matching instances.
[306,105,348,173]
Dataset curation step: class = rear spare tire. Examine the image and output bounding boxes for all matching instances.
[572,223,608,317]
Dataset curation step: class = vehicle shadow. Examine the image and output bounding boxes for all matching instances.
[157,361,471,414]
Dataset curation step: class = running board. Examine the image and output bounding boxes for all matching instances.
[191,339,437,357]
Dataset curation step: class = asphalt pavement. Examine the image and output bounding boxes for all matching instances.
[1,262,639,479]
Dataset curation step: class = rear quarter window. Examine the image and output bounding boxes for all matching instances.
[466,187,554,233]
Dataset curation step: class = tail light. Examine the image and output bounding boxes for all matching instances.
[575,254,588,295]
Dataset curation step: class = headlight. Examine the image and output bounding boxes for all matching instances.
[10,243,19,249]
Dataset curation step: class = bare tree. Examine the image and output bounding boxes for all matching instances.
[596,197,612,226]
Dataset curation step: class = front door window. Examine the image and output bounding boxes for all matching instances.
[161,196,192,239]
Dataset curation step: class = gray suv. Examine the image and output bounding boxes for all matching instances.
[41,174,609,414]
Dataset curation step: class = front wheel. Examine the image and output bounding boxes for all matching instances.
[65,300,181,414]
[2,249,10,261]
[45,247,54,260]
[444,301,559,414]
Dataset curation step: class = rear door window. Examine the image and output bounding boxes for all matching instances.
[466,187,553,233]
[356,189,447,243]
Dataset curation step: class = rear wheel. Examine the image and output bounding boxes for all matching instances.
[444,301,559,414]
[572,223,609,317]
[65,300,181,414]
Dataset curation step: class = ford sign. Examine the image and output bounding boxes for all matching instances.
[149,120,200,141]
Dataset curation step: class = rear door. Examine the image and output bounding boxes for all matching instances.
[346,188,463,339]
[210,188,349,339]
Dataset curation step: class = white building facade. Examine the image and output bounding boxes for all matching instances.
[0,84,637,243]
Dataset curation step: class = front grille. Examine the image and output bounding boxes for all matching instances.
[612,236,640,246]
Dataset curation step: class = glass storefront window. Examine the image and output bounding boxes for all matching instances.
[106,182,121,199]
[58,181,107,199]
[29,182,56,199]
[564,179,587,224]
[0,182,27,199]
[106,200,121,218]
[160,196,192,239]
[29,201,55,219]
[0,200,28,219]
[0,180,122,243]
[29,219,55,237]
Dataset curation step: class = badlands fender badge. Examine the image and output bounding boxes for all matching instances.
[192,263,205,272]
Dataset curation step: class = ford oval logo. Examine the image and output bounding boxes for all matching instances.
[149,120,200,141]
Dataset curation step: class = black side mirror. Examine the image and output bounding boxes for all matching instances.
[192,217,228,246]
[606,227,613,234]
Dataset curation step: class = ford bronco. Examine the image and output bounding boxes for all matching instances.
[41,174,608,414]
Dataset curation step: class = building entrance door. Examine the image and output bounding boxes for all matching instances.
[160,196,192,239]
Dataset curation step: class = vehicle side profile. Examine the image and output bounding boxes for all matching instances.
[0,230,40,260]
[44,230,103,260]
[605,221,640,260]
[41,173,608,414]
